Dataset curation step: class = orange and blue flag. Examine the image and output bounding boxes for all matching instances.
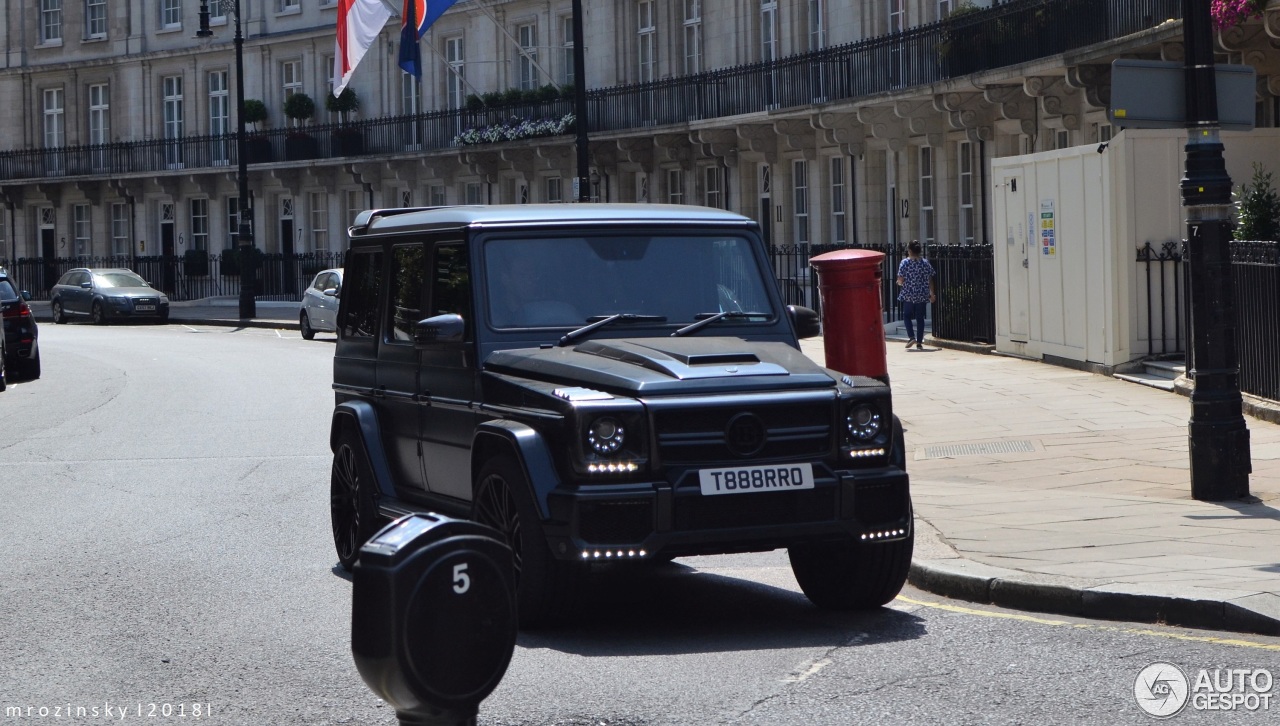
[399,0,460,77]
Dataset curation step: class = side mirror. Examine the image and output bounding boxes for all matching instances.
[352,514,517,725]
[414,313,466,345]
[80,281,92,289]
[323,287,339,297]
[788,305,821,339]
[20,290,31,302]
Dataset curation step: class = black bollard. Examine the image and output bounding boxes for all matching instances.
[352,513,518,726]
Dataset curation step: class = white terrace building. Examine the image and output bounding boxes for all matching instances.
[0,1,1258,272]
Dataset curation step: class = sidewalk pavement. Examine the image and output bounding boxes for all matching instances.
[32,300,1280,634]
[799,330,1280,637]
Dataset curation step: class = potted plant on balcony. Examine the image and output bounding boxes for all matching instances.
[326,88,364,156]
[242,99,273,163]
[283,92,318,160]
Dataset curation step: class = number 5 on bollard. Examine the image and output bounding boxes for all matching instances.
[351,513,518,726]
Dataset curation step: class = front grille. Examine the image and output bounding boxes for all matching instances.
[655,401,832,464]
[577,498,653,544]
[674,488,837,530]
[854,480,910,526]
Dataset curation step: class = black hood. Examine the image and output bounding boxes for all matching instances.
[484,337,837,395]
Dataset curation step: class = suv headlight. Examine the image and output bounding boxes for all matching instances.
[587,417,625,454]
[846,404,882,441]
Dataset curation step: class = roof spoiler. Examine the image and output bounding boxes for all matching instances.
[348,207,447,236]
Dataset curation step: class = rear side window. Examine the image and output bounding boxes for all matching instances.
[0,280,16,300]
[431,243,471,333]
[341,249,383,339]
[387,244,427,342]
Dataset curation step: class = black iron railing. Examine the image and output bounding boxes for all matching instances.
[0,252,344,302]
[1232,241,1280,402]
[769,242,995,345]
[1136,240,1185,358]
[931,244,996,345]
[0,0,1182,182]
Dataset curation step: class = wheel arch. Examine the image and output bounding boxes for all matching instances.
[330,401,398,501]
[472,420,562,520]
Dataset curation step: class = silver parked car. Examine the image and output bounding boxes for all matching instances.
[300,268,342,340]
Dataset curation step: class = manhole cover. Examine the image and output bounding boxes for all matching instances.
[918,440,1037,459]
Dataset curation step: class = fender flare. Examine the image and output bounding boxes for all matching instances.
[891,414,907,472]
[472,419,562,520]
[330,400,398,502]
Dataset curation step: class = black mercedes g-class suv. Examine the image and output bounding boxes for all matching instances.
[330,204,912,625]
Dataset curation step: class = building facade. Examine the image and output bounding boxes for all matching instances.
[0,1,1252,282]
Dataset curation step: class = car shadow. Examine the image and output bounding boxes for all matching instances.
[516,561,926,656]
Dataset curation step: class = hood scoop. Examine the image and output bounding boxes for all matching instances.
[574,339,788,380]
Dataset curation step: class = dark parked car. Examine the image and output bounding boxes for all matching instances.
[329,205,913,627]
[0,268,40,382]
[50,268,170,324]
[300,267,343,340]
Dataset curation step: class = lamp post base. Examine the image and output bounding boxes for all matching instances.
[238,288,256,319]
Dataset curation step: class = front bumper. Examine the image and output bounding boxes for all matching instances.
[543,465,911,562]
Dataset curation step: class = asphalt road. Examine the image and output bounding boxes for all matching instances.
[3,323,1280,725]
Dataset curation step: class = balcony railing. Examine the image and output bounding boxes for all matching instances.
[0,0,1182,182]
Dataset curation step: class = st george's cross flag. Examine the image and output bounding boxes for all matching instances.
[333,0,392,96]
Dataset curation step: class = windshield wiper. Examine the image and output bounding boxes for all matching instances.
[671,311,770,337]
[557,313,667,347]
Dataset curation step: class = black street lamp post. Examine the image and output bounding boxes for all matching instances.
[199,0,256,319]
[1180,0,1250,499]
[572,0,590,202]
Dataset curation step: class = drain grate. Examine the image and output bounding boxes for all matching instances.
[918,440,1037,459]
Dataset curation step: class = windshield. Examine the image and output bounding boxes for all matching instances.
[483,233,775,329]
[94,272,149,289]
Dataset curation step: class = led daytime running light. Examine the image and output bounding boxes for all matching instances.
[587,461,640,474]
[848,448,886,458]
[859,528,908,541]
[581,549,648,559]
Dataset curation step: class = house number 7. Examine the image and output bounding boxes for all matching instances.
[452,562,470,594]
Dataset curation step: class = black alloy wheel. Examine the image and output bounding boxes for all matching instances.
[51,300,66,324]
[473,457,578,627]
[330,430,381,571]
[91,301,107,325]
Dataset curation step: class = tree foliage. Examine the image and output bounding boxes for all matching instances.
[1235,162,1280,241]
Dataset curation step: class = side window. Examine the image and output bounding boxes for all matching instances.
[387,243,427,342]
[0,280,16,300]
[341,249,383,338]
[431,243,472,337]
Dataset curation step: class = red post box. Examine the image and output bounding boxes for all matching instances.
[809,249,888,380]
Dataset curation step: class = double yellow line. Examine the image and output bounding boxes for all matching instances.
[896,595,1280,652]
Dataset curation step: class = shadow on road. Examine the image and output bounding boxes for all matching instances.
[518,561,925,657]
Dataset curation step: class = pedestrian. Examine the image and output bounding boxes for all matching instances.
[896,240,936,350]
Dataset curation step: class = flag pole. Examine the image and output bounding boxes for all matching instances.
[572,0,589,202]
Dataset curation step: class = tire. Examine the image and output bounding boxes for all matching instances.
[788,525,915,610]
[300,310,316,340]
[19,349,40,381]
[474,456,578,628]
[330,427,383,571]
[91,301,108,325]
[51,300,67,324]
[0,350,7,392]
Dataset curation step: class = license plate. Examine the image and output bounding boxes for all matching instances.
[698,463,814,496]
[135,304,156,312]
